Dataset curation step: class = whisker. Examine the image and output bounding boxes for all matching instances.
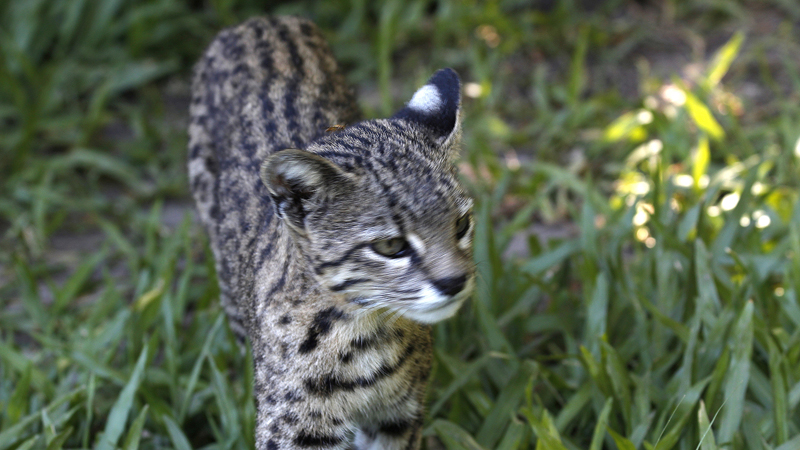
[378,307,398,322]
[386,306,409,327]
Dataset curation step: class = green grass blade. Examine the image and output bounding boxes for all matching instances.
[432,420,489,450]
[682,89,724,141]
[520,407,568,450]
[520,239,581,276]
[608,428,637,450]
[706,31,744,87]
[717,301,754,444]
[95,345,148,450]
[45,427,72,450]
[601,341,633,432]
[579,345,613,397]
[163,415,193,450]
[48,405,81,438]
[603,110,651,142]
[695,239,721,313]
[4,363,31,427]
[585,273,609,357]
[637,296,691,343]
[653,377,712,450]
[82,372,96,448]
[12,258,48,329]
[554,383,592,431]
[476,362,537,448]
[122,405,149,450]
[692,135,710,193]
[178,313,224,422]
[41,408,55,443]
[13,436,39,450]
[768,336,789,445]
[775,435,800,450]
[696,401,718,450]
[0,387,84,450]
[495,422,526,450]
[208,353,241,440]
[567,25,588,108]
[430,354,491,417]
[54,249,106,312]
[678,203,701,242]
[588,398,613,450]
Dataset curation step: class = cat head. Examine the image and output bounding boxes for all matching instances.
[261,68,474,323]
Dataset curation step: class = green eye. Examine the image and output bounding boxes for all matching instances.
[371,237,410,258]
[455,214,471,240]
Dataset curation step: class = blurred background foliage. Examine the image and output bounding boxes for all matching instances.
[1,0,800,449]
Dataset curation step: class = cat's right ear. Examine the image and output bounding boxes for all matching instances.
[393,68,461,149]
[260,149,345,233]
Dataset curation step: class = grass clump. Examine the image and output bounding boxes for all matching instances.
[2,0,799,449]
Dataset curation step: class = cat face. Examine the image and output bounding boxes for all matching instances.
[261,69,475,323]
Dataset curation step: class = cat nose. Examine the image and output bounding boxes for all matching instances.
[433,275,467,297]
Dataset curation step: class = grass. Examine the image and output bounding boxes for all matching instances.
[1,0,800,449]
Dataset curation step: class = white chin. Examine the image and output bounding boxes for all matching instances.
[403,296,468,324]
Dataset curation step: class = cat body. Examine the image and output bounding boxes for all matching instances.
[189,16,474,450]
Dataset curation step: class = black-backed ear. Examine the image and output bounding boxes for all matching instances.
[260,149,346,233]
[393,68,461,147]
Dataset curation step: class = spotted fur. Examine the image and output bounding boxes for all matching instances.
[188,16,475,450]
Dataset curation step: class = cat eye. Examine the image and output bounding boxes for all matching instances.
[371,237,411,258]
[455,214,471,240]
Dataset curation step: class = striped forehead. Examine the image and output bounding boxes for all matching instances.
[307,120,465,217]
[309,120,432,161]
[364,159,462,228]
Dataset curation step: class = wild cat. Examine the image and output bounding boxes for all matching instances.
[188,16,475,449]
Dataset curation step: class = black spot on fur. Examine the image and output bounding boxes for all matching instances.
[295,432,343,447]
[267,440,278,450]
[379,418,413,436]
[209,204,220,221]
[279,314,292,325]
[300,22,314,37]
[280,342,290,360]
[282,411,299,424]
[350,328,389,351]
[298,307,346,354]
[266,259,290,300]
[284,390,303,403]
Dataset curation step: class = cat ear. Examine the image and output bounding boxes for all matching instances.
[260,149,346,232]
[393,68,461,147]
